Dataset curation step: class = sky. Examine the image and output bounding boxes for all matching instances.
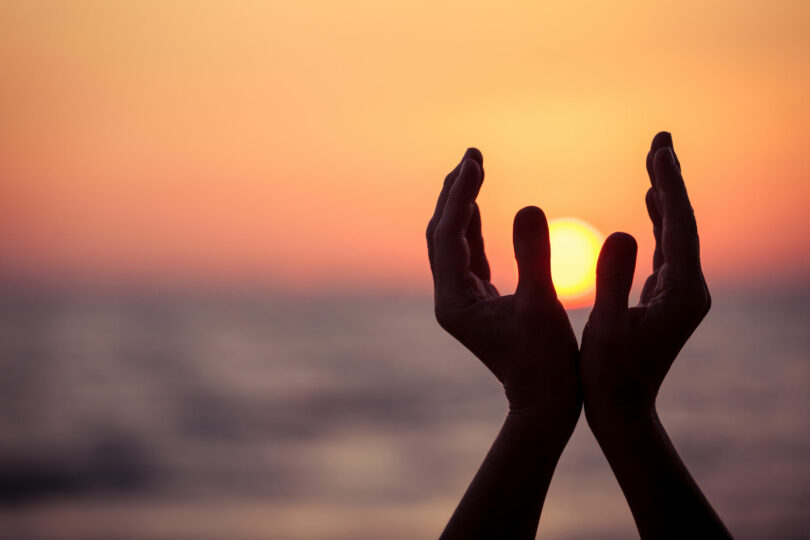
[1,1,809,297]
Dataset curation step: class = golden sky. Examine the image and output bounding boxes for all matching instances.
[1,1,808,294]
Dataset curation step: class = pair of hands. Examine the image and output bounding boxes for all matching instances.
[426,132,711,435]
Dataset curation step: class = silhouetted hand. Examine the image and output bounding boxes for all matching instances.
[580,132,730,539]
[427,148,580,539]
[427,149,579,414]
[581,131,710,418]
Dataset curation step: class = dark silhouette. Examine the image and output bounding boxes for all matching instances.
[426,132,731,539]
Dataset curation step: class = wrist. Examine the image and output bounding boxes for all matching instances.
[508,393,582,441]
[503,367,580,415]
[585,399,659,440]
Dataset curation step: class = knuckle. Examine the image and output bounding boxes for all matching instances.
[425,220,436,244]
[433,227,463,243]
[600,278,628,294]
[431,222,453,242]
[665,214,698,235]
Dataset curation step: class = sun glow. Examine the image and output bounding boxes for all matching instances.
[548,218,604,308]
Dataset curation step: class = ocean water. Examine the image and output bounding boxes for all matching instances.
[0,287,807,539]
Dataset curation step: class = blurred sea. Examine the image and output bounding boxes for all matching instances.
[0,287,807,539]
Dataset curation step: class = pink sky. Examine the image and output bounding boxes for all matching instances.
[1,1,809,296]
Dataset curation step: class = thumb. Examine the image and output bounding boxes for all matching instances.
[594,232,637,316]
[513,206,555,298]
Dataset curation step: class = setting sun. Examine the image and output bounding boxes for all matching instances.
[548,218,604,308]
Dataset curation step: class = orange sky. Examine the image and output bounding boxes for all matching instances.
[1,1,809,296]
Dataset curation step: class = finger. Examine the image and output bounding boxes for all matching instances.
[640,188,663,305]
[640,272,659,304]
[593,232,637,317]
[434,158,484,287]
[652,145,701,273]
[427,148,483,277]
[644,132,673,273]
[513,206,555,299]
[655,136,709,314]
[640,132,674,304]
[646,131,676,179]
[429,148,484,231]
[645,131,673,259]
[645,187,663,271]
[467,203,491,281]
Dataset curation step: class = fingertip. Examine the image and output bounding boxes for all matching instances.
[594,232,637,313]
[513,205,548,232]
[513,206,553,297]
[458,156,482,181]
[597,232,637,284]
[646,132,668,178]
[651,131,673,150]
[513,207,549,257]
[603,232,638,258]
[463,147,483,167]
[513,206,551,247]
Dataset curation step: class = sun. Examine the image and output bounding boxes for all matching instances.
[547,218,604,308]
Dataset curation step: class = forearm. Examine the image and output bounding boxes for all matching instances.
[587,407,731,539]
[440,405,577,540]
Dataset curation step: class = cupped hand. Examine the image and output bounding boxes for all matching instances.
[581,132,711,423]
[427,149,579,418]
